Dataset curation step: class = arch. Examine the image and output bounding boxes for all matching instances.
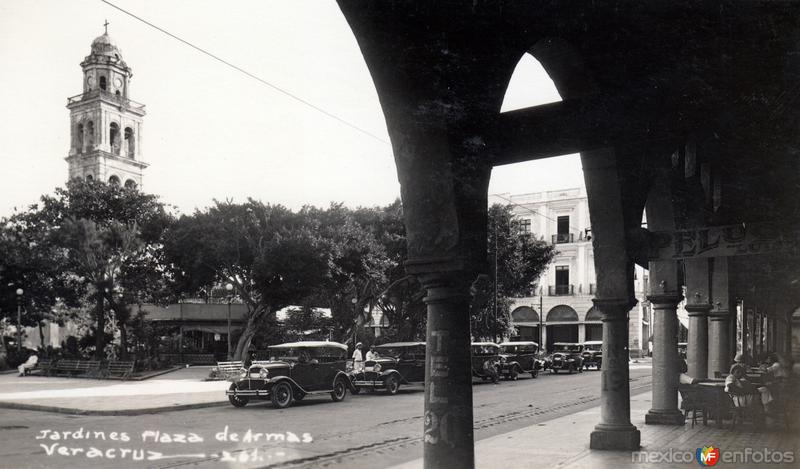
[76,123,84,152]
[511,306,539,323]
[86,120,94,149]
[124,127,135,158]
[110,122,120,155]
[585,306,603,322]
[546,305,578,322]
[528,37,598,100]
[99,76,107,91]
[108,175,120,186]
[85,174,94,181]
[124,179,137,190]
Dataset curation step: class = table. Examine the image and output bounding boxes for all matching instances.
[697,381,727,428]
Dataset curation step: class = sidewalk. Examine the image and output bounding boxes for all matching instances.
[393,391,800,469]
[0,366,229,415]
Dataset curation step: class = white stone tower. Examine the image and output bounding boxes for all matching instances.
[65,26,147,188]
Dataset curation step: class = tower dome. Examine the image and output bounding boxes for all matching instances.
[90,33,122,59]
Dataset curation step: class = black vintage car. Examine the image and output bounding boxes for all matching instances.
[471,342,501,383]
[349,342,426,394]
[226,341,351,409]
[548,342,584,374]
[582,340,603,370]
[498,341,543,379]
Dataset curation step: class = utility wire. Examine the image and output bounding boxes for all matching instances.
[100,0,390,145]
[491,192,587,236]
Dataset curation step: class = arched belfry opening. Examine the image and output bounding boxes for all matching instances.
[109,122,120,155]
[124,127,135,158]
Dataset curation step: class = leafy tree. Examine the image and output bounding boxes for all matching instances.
[164,200,331,359]
[470,204,557,341]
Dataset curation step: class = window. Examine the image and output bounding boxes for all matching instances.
[519,218,531,234]
[124,179,137,190]
[108,175,120,186]
[110,123,120,155]
[553,266,570,295]
[553,216,572,243]
[86,174,94,181]
[86,121,94,149]
[99,76,107,91]
[124,127,135,157]
[76,123,84,152]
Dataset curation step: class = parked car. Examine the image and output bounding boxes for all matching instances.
[226,341,351,409]
[498,341,543,379]
[548,342,584,374]
[677,342,688,359]
[471,342,501,383]
[349,342,426,394]
[582,340,603,370]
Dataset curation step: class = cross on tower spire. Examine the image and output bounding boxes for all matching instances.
[103,19,109,35]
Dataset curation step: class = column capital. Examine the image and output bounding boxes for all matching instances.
[646,293,683,308]
[685,304,712,317]
[592,297,637,318]
[708,310,731,321]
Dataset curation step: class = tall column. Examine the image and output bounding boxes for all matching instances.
[645,293,684,425]
[685,258,711,379]
[708,257,731,377]
[414,270,474,469]
[590,298,641,449]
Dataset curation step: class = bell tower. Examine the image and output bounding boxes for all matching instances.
[65,23,147,189]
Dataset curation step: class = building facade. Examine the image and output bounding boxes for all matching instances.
[490,188,651,355]
[65,30,147,187]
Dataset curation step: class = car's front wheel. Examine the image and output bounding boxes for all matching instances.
[384,375,400,395]
[331,377,347,402]
[271,382,293,409]
[509,367,519,381]
[228,384,249,408]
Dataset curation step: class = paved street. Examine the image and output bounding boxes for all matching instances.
[0,366,651,469]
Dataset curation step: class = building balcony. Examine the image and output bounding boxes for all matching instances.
[551,233,574,244]
[549,284,574,296]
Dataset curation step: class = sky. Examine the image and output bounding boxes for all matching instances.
[0,0,584,218]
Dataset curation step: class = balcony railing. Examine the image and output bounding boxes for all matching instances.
[67,90,145,111]
[549,284,574,296]
[551,233,574,244]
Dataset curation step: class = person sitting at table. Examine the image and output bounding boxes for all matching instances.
[726,363,774,412]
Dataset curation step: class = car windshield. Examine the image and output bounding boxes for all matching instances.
[373,346,423,360]
[472,345,499,355]
[501,345,537,354]
[267,347,344,362]
[584,344,602,351]
[554,344,582,353]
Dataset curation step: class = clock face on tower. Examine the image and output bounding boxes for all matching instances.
[87,75,95,87]
[114,77,123,89]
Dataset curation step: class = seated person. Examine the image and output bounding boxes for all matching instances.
[18,352,38,376]
[726,363,773,411]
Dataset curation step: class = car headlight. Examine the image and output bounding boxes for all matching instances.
[374,363,382,372]
[239,368,247,378]
[259,368,269,379]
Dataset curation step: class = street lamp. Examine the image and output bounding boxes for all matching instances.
[351,297,358,347]
[225,283,233,360]
[15,288,23,353]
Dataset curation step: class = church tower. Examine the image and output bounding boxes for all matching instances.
[65,26,147,188]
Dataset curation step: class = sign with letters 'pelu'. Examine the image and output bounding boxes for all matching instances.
[648,223,800,260]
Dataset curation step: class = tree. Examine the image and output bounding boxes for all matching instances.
[1,180,171,360]
[470,204,557,341]
[164,200,330,359]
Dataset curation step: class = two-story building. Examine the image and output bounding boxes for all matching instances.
[490,188,651,356]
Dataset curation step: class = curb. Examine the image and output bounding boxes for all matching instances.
[0,399,229,416]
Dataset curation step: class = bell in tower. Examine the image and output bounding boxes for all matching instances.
[65,22,148,189]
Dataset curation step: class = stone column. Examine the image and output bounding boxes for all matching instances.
[645,293,684,425]
[685,258,711,379]
[708,257,731,377]
[411,269,475,469]
[590,298,641,450]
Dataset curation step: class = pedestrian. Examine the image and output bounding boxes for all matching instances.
[17,351,38,376]
[353,342,364,371]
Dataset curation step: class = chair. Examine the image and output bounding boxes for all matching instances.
[727,391,762,428]
[679,384,707,427]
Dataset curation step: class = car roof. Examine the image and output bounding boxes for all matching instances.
[268,341,348,351]
[583,341,603,345]
[374,342,426,348]
[554,342,582,346]
[499,341,539,347]
[471,342,500,347]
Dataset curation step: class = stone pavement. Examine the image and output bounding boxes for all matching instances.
[393,391,800,469]
[0,366,229,415]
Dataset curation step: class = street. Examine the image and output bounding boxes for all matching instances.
[0,366,651,469]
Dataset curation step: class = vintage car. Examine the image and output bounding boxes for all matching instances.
[226,341,351,409]
[471,342,501,383]
[677,342,688,359]
[548,342,584,374]
[581,340,603,370]
[498,341,543,379]
[349,342,426,394]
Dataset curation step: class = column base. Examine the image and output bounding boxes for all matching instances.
[590,424,641,450]
[645,409,685,425]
